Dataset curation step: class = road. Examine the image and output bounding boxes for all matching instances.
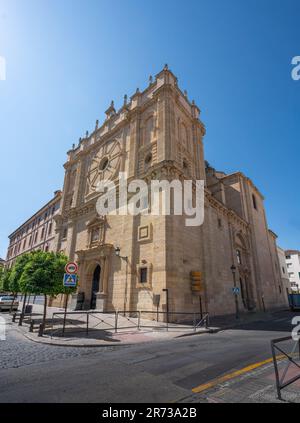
[0,310,297,403]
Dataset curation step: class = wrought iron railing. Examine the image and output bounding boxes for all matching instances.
[271,335,300,401]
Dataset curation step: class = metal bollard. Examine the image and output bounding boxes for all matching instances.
[115,312,118,333]
[29,320,35,333]
[18,315,23,326]
[38,323,44,337]
[86,313,89,336]
[12,313,16,322]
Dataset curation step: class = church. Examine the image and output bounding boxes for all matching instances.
[7,66,288,317]
[51,65,287,316]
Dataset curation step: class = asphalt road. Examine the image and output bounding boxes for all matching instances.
[0,310,296,403]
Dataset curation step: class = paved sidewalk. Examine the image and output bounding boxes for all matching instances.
[182,359,300,403]
[11,304,291,348]
[9,303,210,347]
[179,333,300,403]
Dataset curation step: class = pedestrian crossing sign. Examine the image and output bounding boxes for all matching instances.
[63,273,77,287]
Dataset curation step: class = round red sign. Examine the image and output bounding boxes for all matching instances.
[65,262,78,274]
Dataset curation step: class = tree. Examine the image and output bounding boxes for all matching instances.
[0,266,3,289]
[0,268,11,293]
[9,253,32,315]
[19,251,73,334]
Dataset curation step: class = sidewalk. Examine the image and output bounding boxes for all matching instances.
[11,302,211,347]
[183,356,300,403]
[10,303,290,348]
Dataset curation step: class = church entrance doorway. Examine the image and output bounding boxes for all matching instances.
[90,265,101,310]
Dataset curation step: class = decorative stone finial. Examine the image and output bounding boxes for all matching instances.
[164,64,168,71]
[184,90,188,98]
[149,75,153,84]
[72,143,75,150]
[136,88,140,94]
[95,119,99,130]
[85,130,89,138]
[124,94,128,106]
[105,100,116,119]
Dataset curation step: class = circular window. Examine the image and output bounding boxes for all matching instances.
[99,157,109,171]
[145,153,152,165]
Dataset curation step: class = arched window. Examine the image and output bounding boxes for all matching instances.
[236,249,242,265]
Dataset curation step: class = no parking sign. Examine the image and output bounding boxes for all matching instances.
[65,262,78,274]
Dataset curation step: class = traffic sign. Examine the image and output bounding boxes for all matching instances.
[63,273,77,287]
[232,287,240,295]
[65,262,78,274]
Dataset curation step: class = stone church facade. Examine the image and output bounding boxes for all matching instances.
[6,66,287,316]
[50,66,287,316]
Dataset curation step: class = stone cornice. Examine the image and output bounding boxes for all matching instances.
[220,172,265,200]
[8,191,62,239]
[76,243,114,261]
[205,189,249,230]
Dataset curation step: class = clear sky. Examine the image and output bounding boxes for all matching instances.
[0,0,299,258]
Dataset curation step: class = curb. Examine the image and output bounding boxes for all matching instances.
[14,324,140,348]
[20,330,133,348]
[14,322,207,348]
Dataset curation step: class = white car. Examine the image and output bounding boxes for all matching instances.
[0,296,19,312]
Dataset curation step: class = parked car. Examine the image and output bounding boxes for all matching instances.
[0,296,19,312]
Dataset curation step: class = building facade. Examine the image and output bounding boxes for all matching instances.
[6,191,62,268]
[49,66,287,316]
[285,250,300,292]
[277,246,290,294]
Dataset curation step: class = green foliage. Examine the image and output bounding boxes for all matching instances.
[6,251,76,297]
[9,253,33,293]
[19,250,75,296]
[0,268,11,292]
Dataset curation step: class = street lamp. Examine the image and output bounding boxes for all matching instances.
[231,264,239,319]
[115,246,127,260]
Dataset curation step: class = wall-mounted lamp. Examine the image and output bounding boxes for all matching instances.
[115,246,127,260]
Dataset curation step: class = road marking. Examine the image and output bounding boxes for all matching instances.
[192,355,285,394]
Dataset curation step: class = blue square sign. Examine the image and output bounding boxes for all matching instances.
[63,273,77,287]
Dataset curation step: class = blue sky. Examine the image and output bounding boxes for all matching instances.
[0,0,299,258]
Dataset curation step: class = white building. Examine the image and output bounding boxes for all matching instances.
[285,250,300,292]
[277,246,290,293]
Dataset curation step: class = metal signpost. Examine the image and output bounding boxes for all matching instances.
[62,263,78,334]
